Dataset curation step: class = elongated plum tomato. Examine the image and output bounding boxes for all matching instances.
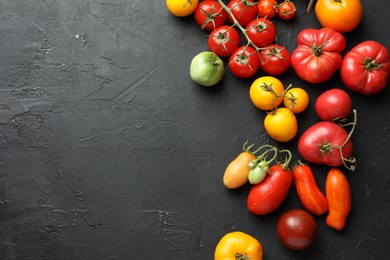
[166,0,199,17]
[223,151,256,189]
[315,88,352,121]
[264,107,298,142]
[190,51,224,87]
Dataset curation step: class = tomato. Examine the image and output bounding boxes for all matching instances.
[315,88,352,121]
[229,46,261,78]
[293,164,328,215]
[249,76,285,111]
[194,0,227,31]
[283,87,309,114]
[264,107,298,142]
[245,17,276,48]
[214,231,263,260]
[257,0,277,19]
[247,164,293,215]
[291,28,346,83]
[260,44,291,76]
[166,0,199,17]
[190,51,224,86]
[341,40,390,95]
[276,0,296,21]
[325,168,352,231]
[208,25,240,57]
[227,0,258,26]
[276,209,317,250]
[315,0,363,33]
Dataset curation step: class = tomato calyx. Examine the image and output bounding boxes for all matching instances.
[231,46,258,69]
[213,26,239,53]
[364,57,383,72]
[183,0,195,9]
[311,40,329,57]
[248,145,278,184]
[235,253,250,260]
[199,3,225,30]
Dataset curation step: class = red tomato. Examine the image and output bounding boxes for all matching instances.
[298,121,353,167]
[257,0,277,19]
[208,25,240,57]
[291,28,346,83]
[260,44,291,75]
[227,0,258,26]
[247,164,292,215]
[245,18,276,48]
[194,0,227,31]
[229,46,261,78]
[277,0,296,21]
[315,88,352,121]
[341,40,390,95]
[276,209,317,250]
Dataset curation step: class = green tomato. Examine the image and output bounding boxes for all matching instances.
[190,51,224,87]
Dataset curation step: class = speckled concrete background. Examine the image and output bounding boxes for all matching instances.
[0,0,389,259]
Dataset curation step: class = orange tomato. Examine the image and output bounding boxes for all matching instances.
[249,76,285,111]
[264,107,298,142]
[283,87,309,113]
[315,0,363,33]
[223,151,256,189]
[166,0,198,17]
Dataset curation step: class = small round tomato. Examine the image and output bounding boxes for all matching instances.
[315,88,352,121]
[257,0,277,19]
[229,46,261,78]
[194,0,227,31]
[283,87,309,113]
[166,0,199,17]
[227,0,258,26]
[208,26,240,57]
[245,18,276,48]
[276,209,317,250]
[190,51,224,87]
[249,76,285,111]
[277,0,296,20]
[264,107,298,142]
[260,44,291,75]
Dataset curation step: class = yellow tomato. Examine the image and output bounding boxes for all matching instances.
[214,231,263,260]
[249,76,285,111]
[283,87,309,113]
[166,0,198,17]
[264,107,298,142]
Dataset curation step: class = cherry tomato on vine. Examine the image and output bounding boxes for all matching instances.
[249,76,285,111]
[260,44,291,76]
[277,0,296,21]
[166,0,199,17]
[264,107,298,142]
[245,18,276,48]
[194,0,227,31]
[315,88,352,121]
[208,25,240,57]
[229,46,261,78]
[283,87,309,114]
[227,0,258,27]
[257,0,277,19]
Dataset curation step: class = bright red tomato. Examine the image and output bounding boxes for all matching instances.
[247,164,292,215]
[260,44,291,75]
[229,46,261,78]
[245,17,276,48]
[277,0,296,21]
[257,0,277,19]
[341,40,390,95]
[208,25,240,57]
[315,88,352,121]
[291,28,346,83]
[194,0,227,31]
[227,0,258,26]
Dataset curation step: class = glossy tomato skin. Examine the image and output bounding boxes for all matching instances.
[283,87,309,114]
[291,28,346,83]
[245,18,276,48]
[277,0,296,21]
[260,44,291,75]
[229,46,261,78]
[264,107,298,142]
[249,76,285,111]
[315,88,352,121]
[341,40,390,95]
[208,26,240,57]
[276,209,317,250]
[194,0,227,31]
[257,0,277,19]
[298,121,353,167]
[166,0,199,17]
[227,0,258,26]
[247,164,293,215]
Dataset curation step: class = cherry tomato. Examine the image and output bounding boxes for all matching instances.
[166,0,199,17]
[229,46,261,78]
[208,25,240,57]
[283,87,309,114]
[194,0,227,31]
[245,17,276,48]
[277,0,296,21]
[276,209,317,250]
[249,76,285,111]
[257,0,277,19]
[260,44,291,76]
[264,107,298,142]
[227,0,258,27]
[315,88,352,121]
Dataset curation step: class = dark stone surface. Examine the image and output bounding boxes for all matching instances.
[0,0,389,259]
